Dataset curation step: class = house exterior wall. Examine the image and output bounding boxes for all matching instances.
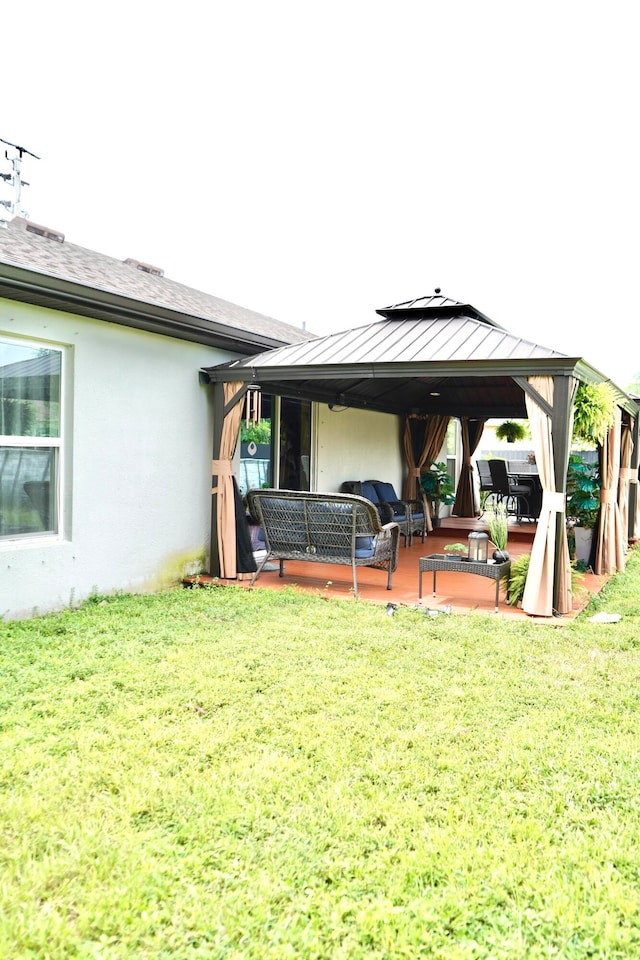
[314,405,405,493]
[1,297,233,620]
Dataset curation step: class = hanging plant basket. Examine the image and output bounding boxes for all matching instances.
[572,382,616,444]
[495,420,527,443]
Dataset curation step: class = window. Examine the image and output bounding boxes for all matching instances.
[278,397,312,491]
[0,337,62,539]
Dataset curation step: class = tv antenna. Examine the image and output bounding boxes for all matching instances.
[0,138,40,227]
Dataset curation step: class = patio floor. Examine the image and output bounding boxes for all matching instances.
[192,516,608,623]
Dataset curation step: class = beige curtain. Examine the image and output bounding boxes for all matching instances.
[402,415,450,531]
[595,407,626,575]
[453,418,486,517]
[212,381,246,579]
[618,421,633,545]
[633,458,640,542]
[522,376,573,617]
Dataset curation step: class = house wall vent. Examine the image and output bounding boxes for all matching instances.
[13,217,65,242]
[124,258,164,277]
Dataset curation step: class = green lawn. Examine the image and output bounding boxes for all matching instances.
[2,550,640,959]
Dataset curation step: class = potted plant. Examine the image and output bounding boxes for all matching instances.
[444,542,468,559]
[495,420,527,444]
[485,501,509,562]
[421,461,456,526]
[566,454,600,564]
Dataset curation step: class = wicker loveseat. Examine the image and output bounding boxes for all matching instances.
[246,488,400,597]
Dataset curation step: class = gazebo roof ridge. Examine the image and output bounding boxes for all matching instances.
[376,291,503,329]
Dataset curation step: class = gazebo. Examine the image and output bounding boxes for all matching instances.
[201,294,639,617]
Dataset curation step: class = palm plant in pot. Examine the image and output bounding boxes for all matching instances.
[486,500,509,562]
[566,454,600,564]
[420,461,456,526]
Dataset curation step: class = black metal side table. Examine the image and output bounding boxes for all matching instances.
[418,553,511,613]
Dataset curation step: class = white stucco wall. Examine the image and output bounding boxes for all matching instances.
[314,404,405,493]
[1,297,232,619]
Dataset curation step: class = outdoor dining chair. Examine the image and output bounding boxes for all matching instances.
[476,459,494,493]
[488,459,532,522]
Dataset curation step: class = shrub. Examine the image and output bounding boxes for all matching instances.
[507,553,530,605]
[240,419,271,444]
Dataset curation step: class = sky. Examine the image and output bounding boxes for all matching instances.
[2,1,639,391]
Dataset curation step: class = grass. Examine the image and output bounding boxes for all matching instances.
[1,548,640,958]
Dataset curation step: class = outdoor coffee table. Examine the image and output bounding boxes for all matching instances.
[418,553,511,613]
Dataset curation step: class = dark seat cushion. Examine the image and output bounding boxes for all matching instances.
[373,481,399,502]
[361,481,380,503]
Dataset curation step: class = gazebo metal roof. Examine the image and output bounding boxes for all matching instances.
[201,296,635,420]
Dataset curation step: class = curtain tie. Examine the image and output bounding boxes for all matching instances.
[619,467,634,481]
[410,468,421,479]
[600,489,615,503]
[211,459,233,476]
[542,491,565,512]
[211,459,233,495]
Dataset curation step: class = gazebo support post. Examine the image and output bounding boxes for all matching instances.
[207,379,253,578]
[209,381,226,578]
[629,412,640,540]
[551,374,573,612]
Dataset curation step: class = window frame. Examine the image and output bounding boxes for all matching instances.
[0,334,65,543]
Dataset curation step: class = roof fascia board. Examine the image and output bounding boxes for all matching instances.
[203,357,584,383]
[0,264,291,355]
[571,360,639,416]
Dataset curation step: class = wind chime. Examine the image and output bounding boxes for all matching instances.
[244,387,262,427]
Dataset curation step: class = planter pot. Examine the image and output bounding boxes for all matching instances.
[492,548,510,562]
[241,442,271,460]
[574,526,594,564]
[432,517,442,528]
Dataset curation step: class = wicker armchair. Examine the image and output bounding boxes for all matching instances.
[341,480,426,547]
[367,480,427,547]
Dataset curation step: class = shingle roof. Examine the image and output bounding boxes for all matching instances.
[0,217,311,348]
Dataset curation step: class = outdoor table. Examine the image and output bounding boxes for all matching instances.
[507,471,542,519]
[418,553,511,613]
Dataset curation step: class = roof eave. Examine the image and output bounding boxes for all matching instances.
[0,262,294,355]
[202,356,586,383]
